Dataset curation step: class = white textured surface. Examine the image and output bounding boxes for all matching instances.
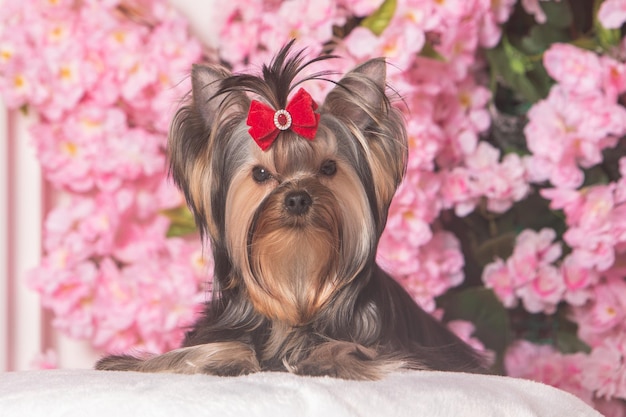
[0,370,603,417]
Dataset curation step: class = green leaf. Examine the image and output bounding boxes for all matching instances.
[419,41,446,61]
[161,205,198,238]
[485,43,547,103]
[594,0,622,50]
[542,0,573,29]
[556,329,590,354]
[570,36,598,51]
[473,232,517,268]
[502,36,533,74]
[520,25,570,55]
[360,0,397,36]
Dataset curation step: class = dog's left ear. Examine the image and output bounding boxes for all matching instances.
[169,64,249,241]
[321,59,407,229]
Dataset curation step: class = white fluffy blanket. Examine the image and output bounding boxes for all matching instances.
[0,369,601,416]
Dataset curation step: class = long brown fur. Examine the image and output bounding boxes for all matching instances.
[96,41,487,380]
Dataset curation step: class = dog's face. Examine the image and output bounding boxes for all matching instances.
[169,47,407,326]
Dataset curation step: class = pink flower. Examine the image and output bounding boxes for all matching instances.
[541,187,584,224]
[561,254,599,306]
[601,56,626,102]
[262,0,340,56]
[483,258,518,308]
[439,167,477,216]
[556,184,624,272]
[581,335,626,400]
[572,277,626,347]
[543,43,602,95]
[516,264,565,314]
[598,0,626,29]
[525,85,626,189]
[520,0,554,24]
[91,243,206,354]
[505,340,593,404]
[447,320,495,366]
[483,229,565,313]
[380,231,465,312]
[338,0,382,16]
[343,23,425,71]
[479,0,516,47]
[510,228,562,279]
[468,143,530,213]
[405,118,443,171]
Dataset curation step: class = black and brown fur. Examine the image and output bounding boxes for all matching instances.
[96,42,486,380]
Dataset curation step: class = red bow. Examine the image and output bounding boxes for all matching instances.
[246,88,320,151]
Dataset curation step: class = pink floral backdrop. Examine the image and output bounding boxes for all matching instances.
[1,0,626,414]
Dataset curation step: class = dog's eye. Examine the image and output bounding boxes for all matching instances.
[252,166,272,183]
[320,160,337,177]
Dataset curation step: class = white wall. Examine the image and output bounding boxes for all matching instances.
[1,97,8,372]
[0,106,46,372]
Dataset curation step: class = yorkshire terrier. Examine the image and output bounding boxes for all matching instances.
[96,42,486,380]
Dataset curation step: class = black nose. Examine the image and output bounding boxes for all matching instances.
[284,190,312,215]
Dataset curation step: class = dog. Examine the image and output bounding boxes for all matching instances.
[96,41,486,380]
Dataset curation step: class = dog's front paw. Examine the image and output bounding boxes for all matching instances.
[191,342,261,376]
[292,341,405,380]
[95,342,260,376]
[95,354,146,371]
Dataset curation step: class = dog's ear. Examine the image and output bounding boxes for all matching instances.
[322,59,387,129]
[321,59,407,230]
[168,64,247,241]
[190,64,244,127]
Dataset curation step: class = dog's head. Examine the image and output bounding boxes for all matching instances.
[169,43,407,326]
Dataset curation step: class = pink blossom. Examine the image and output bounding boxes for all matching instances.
[388,170,442,234]
[598,0,626,29]
[483,229,565,313]
[543,43,602,95]
[380,231,465,312]
[260,0,340,57]
[525,85,626,189]
[28,259,99,340]
[572,277,626,347]
[338,0,382,16]
[483,258,518,308]
[561,254,599,306]
[516,264,565,314]
[343,22,425,71]
[439,167,477,217]
[510,228,562,277]
[217,7,263,67]
[581,335,626,400]
[505,340,593,405]
[553,183,626,272]
[541,187,584,224]
[91,244,206,354]
[466,143,529,213]
[479,0,516,47]
[601,56,626,102]
[405,118,443,171]
[520,0,555,24]
[447,320,495,366]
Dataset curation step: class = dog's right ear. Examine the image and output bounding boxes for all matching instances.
[168,64,245,241]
